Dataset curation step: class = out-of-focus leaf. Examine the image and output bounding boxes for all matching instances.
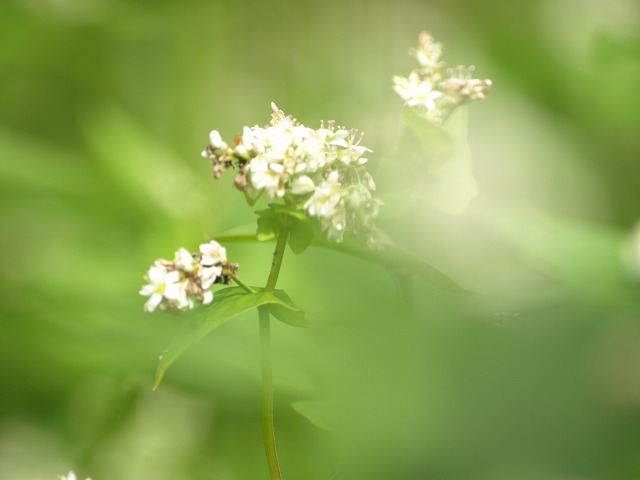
[154,288,307,390]
[213,233,470,293]
[0,128,92,196]
[401,105,477,215]
[485,203,633,299]
[309,237,471,293]
[255,208,279,241]
[81,107,208,220]
[288,218,316,254]
[291,399,332,430]
[243,187,263,206]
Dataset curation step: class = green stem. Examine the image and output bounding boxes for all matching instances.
[230,274,255,294]
[260,225,290,480]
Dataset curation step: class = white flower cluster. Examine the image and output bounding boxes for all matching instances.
[202,103,383,247]
[393,31,492,124]
[140,240,237,312]
[59,472,91,480]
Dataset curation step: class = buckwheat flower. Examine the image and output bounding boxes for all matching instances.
[414,31,443,70]
[393,31,491,123]
[290,175,315,195]
[322,205,347,242]
[201,103,384,247]
[363,171,376,191]
[59,471,91,480]
[200,266,219,290]
[174,247,197,272]
[249,158,287,199]
[141,241,238,312]
[442,66,492,101]
[209,129,226,149]
[304,170,342,218]
[200,240,227,266]
[199,240,226,289]
[393,71,443,111]
[140,263,183,312]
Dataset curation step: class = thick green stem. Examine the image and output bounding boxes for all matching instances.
[260,226,289,480]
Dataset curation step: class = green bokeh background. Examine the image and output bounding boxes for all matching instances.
[1,0,640,479]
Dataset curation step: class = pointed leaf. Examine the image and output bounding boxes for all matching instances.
[291,399,332,430]
[154,288,307,389]
[270,203,308,220]
[212,232,471,294]
[313,238,472,294]
[211,286,309,328]
[288,218,316,254]
[255,208,279,241]
[270,289,308,327]
[244,186,263,206]
[397,105,477,215]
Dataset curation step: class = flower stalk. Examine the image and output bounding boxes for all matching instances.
[260,224,290,480]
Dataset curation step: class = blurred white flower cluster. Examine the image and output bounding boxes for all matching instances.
[59,472,90,480]
[393,31,492,123]
[140,241,237,312]
[202,103,383,247]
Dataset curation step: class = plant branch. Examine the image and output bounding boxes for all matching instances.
[212,233,471,294]
[259,225,290,480]
[230,274,255,293]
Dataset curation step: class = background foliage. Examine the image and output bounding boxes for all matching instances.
[1,0,640,479]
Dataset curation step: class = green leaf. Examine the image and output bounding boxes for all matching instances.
[314,238,472,294]
[394,105,477,215]
[270,289,308,327]
[255,208,279,241]
[243,186,263,206]
[269,203,308,220]
[288,218,316,254]
[154,288,308,390]
[212,233,471,294]
[291,399,332,430]
[401,105,456,159]
[217,286,308,328]
[255,203,309,242]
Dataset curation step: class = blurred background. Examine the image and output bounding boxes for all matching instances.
[1,0,640,479]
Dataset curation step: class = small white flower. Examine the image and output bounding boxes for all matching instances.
[290,175,315,195]
[327,129,350,147]
[174,248,197,272]
[200,266,222,289]
[270,101,285,125]
[393,72,443,111]
[209,130,225,149]
[304,170,342,218]
[199,240,227,266]
[162,279,191,310]
[202,290,214,304]
[414,31,443,70]
[322,206,347,243]
[140,264,182,312]
[363,171,376,191]
[249,158,286,198]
